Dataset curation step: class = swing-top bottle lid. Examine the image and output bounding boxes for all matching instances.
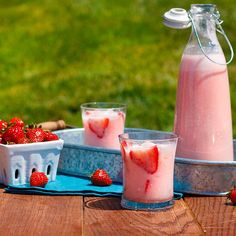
[163,8,191,29]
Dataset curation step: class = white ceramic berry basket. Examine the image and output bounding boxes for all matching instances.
[0,139,64,186]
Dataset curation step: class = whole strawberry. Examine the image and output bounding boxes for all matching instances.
[26,128,45,142]
[91,169,112,186]
[2,125,25,144]
[44,131,59,141]
[30,172,48,187]
[9,117,24,127]
[227,187,236,205]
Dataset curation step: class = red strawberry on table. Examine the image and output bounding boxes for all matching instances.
[227,187,236,205]
[91,169,112,186]
[88,118,109,138]
[30,172,48,187]
[130,144,159,174]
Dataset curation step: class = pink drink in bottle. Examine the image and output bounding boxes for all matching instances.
[173,5,234,161]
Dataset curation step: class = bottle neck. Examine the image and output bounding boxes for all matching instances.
[190,15,218,46]
[184,13,223,56]
[183,4,233,64]
[186,4,222,54]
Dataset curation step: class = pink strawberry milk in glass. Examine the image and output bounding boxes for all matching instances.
[81,102,126,149]
[119,131,178,211]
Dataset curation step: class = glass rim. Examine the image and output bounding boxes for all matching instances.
[119,131,178,142]
[81,102,127,110]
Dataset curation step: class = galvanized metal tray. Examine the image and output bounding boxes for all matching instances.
[55,128,236,196]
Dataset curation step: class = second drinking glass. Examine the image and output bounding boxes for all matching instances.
[81,102,126,149]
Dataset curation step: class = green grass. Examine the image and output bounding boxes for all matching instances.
[0,0,236,136]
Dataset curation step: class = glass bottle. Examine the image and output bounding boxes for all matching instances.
[174,4,234,161]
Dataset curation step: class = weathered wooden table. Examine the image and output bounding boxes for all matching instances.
[0,188,235,236]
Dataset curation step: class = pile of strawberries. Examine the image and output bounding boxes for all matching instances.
[0,117,59,144]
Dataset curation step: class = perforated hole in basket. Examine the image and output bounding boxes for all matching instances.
[15,169,19,180]
[46,165,51,175]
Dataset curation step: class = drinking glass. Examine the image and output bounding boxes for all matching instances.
[81,102,126,149]
[119,131,178,210]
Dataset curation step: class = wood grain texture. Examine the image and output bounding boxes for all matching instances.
[185,196,236,236]
[0,189,83,236]
[3,187,235,236]
[83,197,204,236]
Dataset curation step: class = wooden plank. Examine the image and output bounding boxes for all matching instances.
[83,197,204,236]
[0,189,83,236]
[185,196,236,235]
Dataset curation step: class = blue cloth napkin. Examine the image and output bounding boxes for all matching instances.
[5,174,183,199]
[5,174,122,197]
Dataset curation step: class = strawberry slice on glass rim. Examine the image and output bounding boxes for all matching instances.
[88,117,109,138]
